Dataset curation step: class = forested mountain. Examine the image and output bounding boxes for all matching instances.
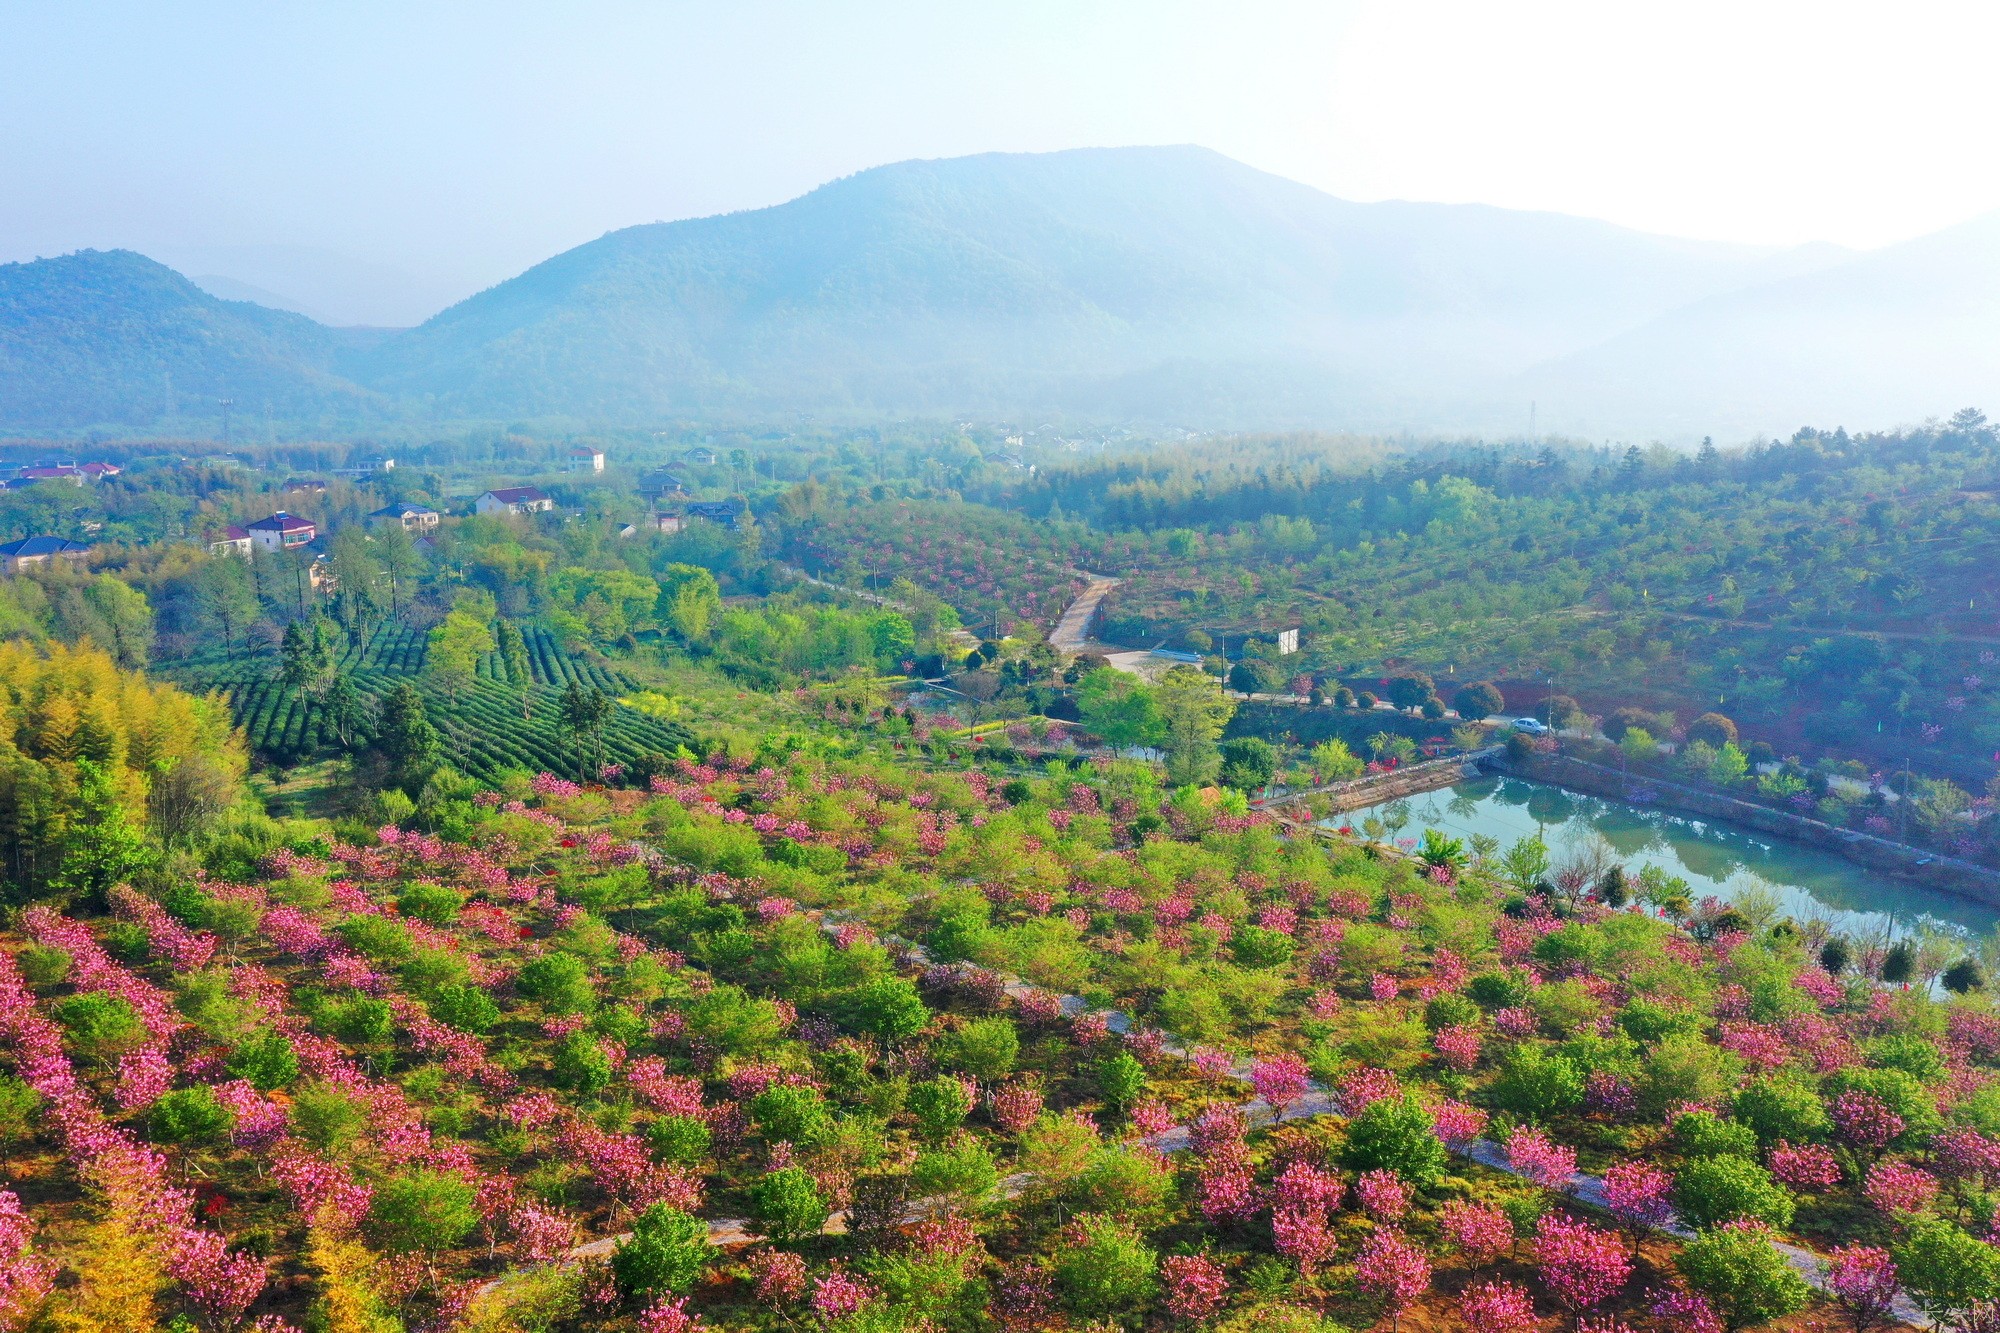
[352,146,1800,422]
[0,250,382,431]
[8,148,2000,434]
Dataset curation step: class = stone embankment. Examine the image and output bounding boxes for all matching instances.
[1261,747,1501,816]
[1507,752,2000,909]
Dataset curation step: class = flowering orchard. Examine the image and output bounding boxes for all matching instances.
[785,502,1093,632]
[2,740,1998,1331]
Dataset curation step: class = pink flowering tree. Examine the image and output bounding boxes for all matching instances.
[1438,1199,1515,1266]
[1648,1284,1724,1333]
[1831,1092,1905,1174]
[1534,1213,1632,1315]
[1460,1278,1538,1333]
[1434,1100,1490,1152]
[1249,1055,1311,1120]
[1768,1142,1843,1193]
[1601,1160,1674,1254]
[0,1188,56,1329]
[1824,1245,1900,1333]
[1433,1024,1483,1072]
[1863,1160,1939,1217]
[1505,1124,1578,1192]
[1356,1169,1414,1222]
[1354,1228,1432,1331]
[1161,1253,1228,1321]
[1270,1161,1343,1274]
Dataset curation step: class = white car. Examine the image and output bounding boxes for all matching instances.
[1511,717,1550,735]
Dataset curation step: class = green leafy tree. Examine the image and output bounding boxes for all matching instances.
[324,996,395,1047]
[551,1029,613,1095]
[425,610,494,705]
[1309,737,1363,781]
[1673,1155,1795,1230]
[1153,664,1233,786]
[52,759,154,907]
[1895,1217,2000,1327]
[648,1115,711,1166]
[558,681,613,781]
[291,1083,368,1154]
[1098,1052,1148,1112]
[375,683,440,796]
[1386,673,1436,712]
[750,1085,832,1145]
[912,1136,1000,1209]
[322,671,366,749]
[1342,1093,1448,1187]
[1054,1214,1158,1321]
[1218,736,1278,790]
[611,1203,713,1299]
[1672,1110,1760,1160]
[1498,833,1551,895]
[516,953,595,1014]
[908,1076,972,1143]
[1732,1078,1829,1146]
[150,1086,232,1174]
[1076,669,1163,751]
[224,1030,299,1092]
[370,1169,479,1257]
[937,1015,1019,1084]
[843,977,930,1049]
[53,992,145,1065]
[1453,681,1505,720]
[658,564,723,643]
[750,1166,830,1242]
[496,619,535,719]
[194,555,258,660]
[1677,1223,1812,1331]
[0,1076,41,1164]
[427,984,499,1035]
[1491,1044,1585,1121]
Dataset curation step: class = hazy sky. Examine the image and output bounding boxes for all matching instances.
[6,1,1998,324]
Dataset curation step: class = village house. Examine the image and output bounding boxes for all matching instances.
[366,502,441,533]
[568,446,605,473]
[474,486,555,517]
[0,535,92,573]
[246,512,316,552]
[206,525,254,557]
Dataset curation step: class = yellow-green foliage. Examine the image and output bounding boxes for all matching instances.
[0,640,246,889]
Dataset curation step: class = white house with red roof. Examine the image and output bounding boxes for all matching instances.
[206,525,254,557]
[246,512,316,552]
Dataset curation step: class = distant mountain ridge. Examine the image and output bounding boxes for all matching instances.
[0,146,1992,436]
[0,249,379,430]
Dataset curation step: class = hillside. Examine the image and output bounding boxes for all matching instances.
[12,148,2000,433]
[355,146,1799,422]
[1520,211,2000,439]
[0,249,382,430]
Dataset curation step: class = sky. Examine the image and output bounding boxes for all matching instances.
[5,0,1999,326]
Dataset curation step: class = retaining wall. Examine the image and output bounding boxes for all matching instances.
[1507,752,2000,909]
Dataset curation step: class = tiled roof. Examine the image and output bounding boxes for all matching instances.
[0,535,90,557]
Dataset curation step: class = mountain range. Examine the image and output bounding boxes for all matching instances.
[1,145,1993,438]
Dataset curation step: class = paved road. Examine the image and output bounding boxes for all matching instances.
[1048,573,1121,653]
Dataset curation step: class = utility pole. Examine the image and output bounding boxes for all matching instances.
[218,398,234,444]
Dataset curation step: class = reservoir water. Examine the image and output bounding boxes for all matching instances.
[1337,775,2000,941]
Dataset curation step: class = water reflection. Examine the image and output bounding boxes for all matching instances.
[1337,776,1999,940]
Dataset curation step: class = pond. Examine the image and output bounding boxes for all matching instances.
[1335,775,2000,942]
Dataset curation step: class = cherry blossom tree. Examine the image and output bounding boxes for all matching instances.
[1355,1228,1432,1331]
